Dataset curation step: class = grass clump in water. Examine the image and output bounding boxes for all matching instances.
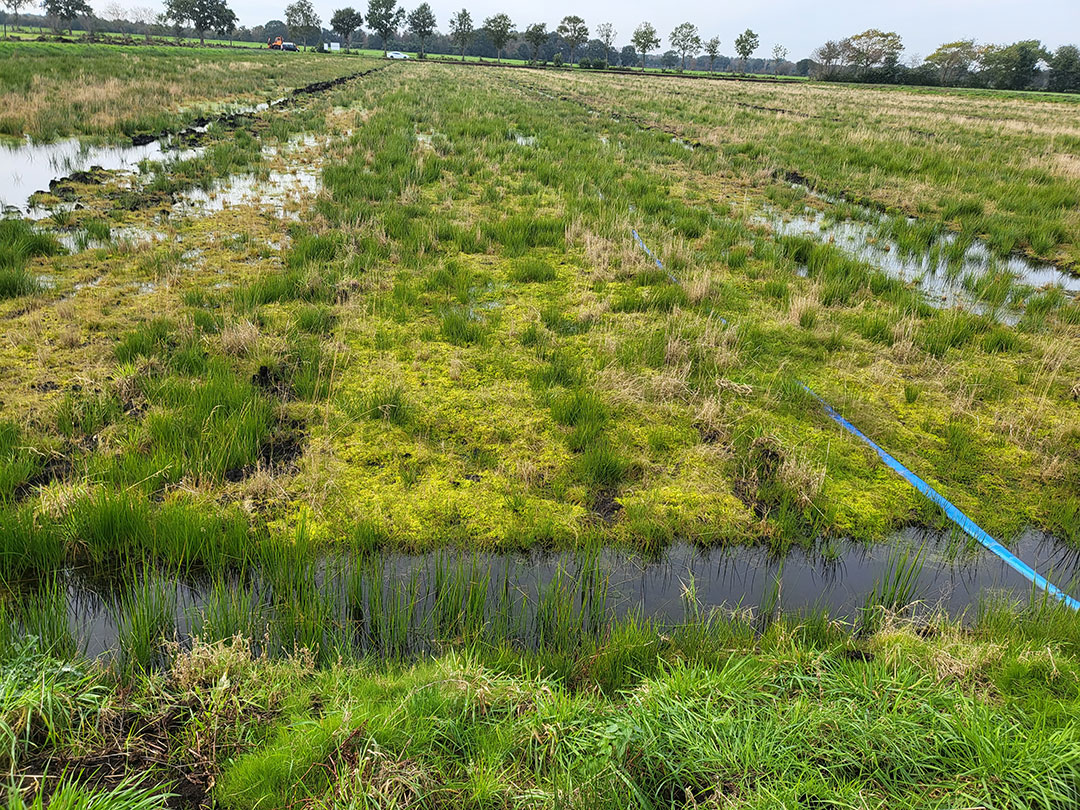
[0,218,62,299]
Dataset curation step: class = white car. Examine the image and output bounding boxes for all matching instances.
[386,51,410,59]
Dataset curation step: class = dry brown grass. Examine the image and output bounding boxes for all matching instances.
[220,319,261,357]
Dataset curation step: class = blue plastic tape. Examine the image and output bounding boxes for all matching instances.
[630,228,669,282]
[800,382,1080,611]
[630,228,727,325]
[626,225,1075,609]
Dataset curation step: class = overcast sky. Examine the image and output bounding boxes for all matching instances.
[168,0,1080,58]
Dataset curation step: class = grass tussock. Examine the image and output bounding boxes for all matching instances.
[0,219,62,299]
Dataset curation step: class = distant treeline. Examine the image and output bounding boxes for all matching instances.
[810,31,1079,93]
[3,7,1078,93]
[0,10,785,75]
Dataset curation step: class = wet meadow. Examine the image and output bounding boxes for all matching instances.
[2,48,1080,808]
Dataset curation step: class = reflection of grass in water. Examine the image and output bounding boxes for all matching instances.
[866,542,926,614]
[189,577,264,644]
[18,576,78,660]
[940,525,982,566]
[114,567,171,682]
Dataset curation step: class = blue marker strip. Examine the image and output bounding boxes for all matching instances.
[800,382,1080,611]
[626,225,1072,608]
[631,228,674,282]
[630,227,726,322]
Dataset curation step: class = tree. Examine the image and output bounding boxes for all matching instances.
[669,22,700,72]
[1049,44,1080,93]
[331,7,362,49]
[660,49,677,70]
[771,43,788,74]
[979,40,1047,90]
[102,0,125,25]
[556,15,587,66]
[406,2,434,57]
[595,22,615,66]
[42,0,93,34]
[131,4,156,40]
[734,28,759,72]
[164,0,237,44]
[157,9,181,41]
[3,0,29,33]
[846,28,903,73]
[366,0,403,54]
[483,13,512,62]
[631,21,659,71]
[703,36,720,72]
[284,0,320,48]
[216,6,236,42]
[523,21,546,64]
[620,44,636,68]
[812,39,843,78]
[263,17,287,40]
[448,8,472,61]
[925,39,977,85]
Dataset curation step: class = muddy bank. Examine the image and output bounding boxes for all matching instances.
[130,65,383,146]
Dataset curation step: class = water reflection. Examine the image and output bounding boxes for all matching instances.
[765,208,1079,321]
[62,527,1080,660]
[0,136,202,213]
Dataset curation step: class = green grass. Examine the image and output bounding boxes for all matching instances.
[524,65,1080,269]
[6,57,1077,557]
[508,257,557,282]
[2,51,1080,809]
[0,219,62,299]
[0,635,107,773]
[355,383,412,426]
[6,602,1080,809]
[0,41,377,141]
[7,774,172,810]
[63,489,253,570]
[439,308,485,345]
[0,421,46,504]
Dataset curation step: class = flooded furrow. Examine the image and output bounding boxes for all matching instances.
[0,136,203,214]
[763,206,1079,320]
[0,67,383,215]
[54,527,1080,660]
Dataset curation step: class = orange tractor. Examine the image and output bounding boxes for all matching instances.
[268,36,283,49]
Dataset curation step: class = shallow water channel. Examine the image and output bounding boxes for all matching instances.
[0,136,203,214]
[62,527,1080,660]
[766,208,1080,321]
